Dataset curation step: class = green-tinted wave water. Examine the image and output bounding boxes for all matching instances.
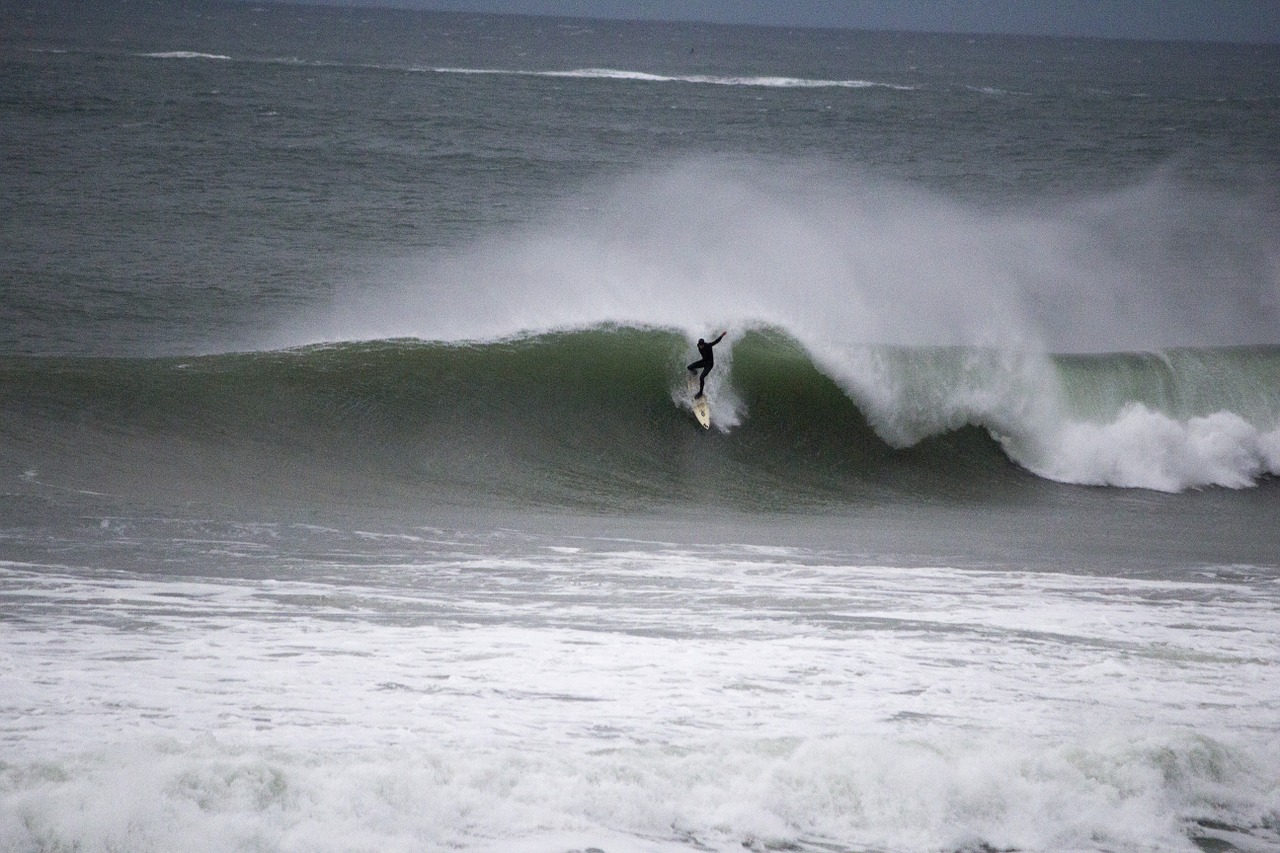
[3,327,1278,513]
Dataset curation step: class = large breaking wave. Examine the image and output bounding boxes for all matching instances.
[240,159,1280,496]
[3,329,1278,508]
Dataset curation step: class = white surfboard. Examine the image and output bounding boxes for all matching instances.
[687,374,711,429]
[692,395,711,429]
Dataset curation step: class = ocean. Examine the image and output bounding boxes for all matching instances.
[2,2,1279,851]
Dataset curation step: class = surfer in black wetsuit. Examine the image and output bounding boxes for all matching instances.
[686,331,726,399]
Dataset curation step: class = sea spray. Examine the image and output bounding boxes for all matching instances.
[279,159,1279,355]
[283,156,1276,493]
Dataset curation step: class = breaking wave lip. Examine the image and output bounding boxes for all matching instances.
[432,66,917,90]
[804,341,1280,494]
[149,55,915,90]
[138,51,232,60]
[1018,403,1280,493]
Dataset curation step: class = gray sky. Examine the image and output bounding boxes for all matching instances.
[312,0,1280,43]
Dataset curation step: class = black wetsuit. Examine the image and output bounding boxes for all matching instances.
[686,332,726,398]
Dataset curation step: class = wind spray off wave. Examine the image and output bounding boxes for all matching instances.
[278,159,1280,491]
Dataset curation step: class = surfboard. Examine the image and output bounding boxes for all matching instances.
[687,374,711,429]
[692,395,711,429]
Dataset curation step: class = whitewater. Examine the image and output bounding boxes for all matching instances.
[4,526,1279,853]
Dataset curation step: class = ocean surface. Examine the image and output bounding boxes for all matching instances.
[2,2,1280,851]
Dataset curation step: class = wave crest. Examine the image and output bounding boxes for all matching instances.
[1022,405,1280,491]
[138,51,232,60]
[820,342,1280,492]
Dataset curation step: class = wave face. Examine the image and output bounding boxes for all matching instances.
[4,329,1278,512]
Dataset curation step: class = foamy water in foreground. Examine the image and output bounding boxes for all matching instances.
[3,525,1277,853]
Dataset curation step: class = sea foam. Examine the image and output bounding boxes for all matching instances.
[3,549,1278,853]
[1027,405,1280,491]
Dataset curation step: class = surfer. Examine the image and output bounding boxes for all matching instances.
[686,331,726,399]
